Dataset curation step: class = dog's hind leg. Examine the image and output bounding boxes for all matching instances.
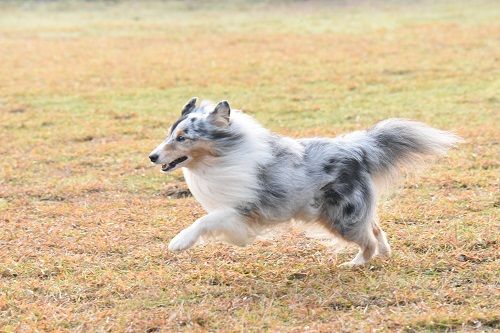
[319,212,378,267]
[373,218,391,257]
[337,223,378,267]
[168,209,254,252]
[319,198,379,267]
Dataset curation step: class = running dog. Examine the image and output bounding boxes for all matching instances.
[149,98,460,266]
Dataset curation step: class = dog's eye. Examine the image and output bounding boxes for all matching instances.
[176,136,186,142]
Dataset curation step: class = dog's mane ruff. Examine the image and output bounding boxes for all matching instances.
[183,109,274,213]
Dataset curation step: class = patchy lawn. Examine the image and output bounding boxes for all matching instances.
[0,1,498,331]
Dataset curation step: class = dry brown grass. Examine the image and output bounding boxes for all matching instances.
[0,1,499,332]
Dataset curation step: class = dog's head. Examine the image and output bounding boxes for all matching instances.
[149,97,233,172]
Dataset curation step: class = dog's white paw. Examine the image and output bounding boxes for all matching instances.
[338,259,366,268]
[168,228,198,252]
[338,261,356,268]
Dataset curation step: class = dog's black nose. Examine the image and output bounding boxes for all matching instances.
[149,153,159,163]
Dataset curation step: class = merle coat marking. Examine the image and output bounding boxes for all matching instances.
[149,98,460,266]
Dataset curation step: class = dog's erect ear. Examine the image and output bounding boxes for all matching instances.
[208,100,231,126]
[181,97,197,116]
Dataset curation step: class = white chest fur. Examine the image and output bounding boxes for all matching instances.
[183,164,259,212]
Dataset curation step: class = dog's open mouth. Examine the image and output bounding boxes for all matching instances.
[161,156,188,172]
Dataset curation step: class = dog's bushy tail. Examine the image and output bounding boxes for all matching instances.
[364,118,461,185]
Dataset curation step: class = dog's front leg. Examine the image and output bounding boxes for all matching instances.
[168,209,253,252]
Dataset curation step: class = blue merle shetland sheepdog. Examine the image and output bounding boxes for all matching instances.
[149,98,460,266]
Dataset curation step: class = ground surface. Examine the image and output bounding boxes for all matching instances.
[0,1,499,332]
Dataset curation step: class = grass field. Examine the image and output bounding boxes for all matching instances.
[1,0,499,331]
